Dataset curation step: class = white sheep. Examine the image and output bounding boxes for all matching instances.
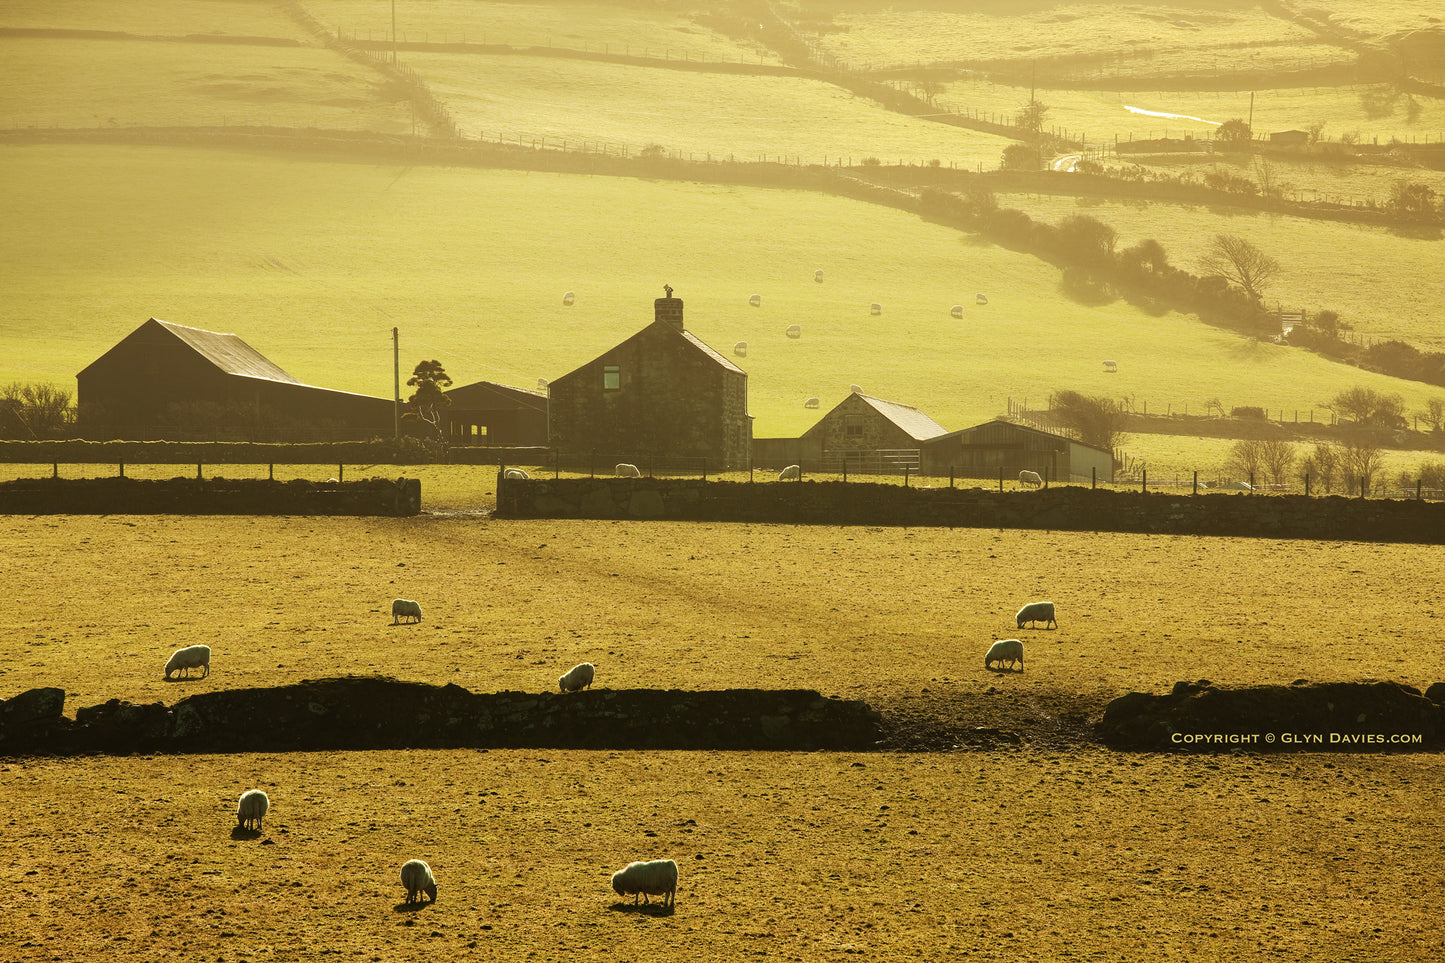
[611,859,678,908]
[503,468,530,479]
[869,302,881,315]
[748,294,761,307]
[559,662,596,692]
[950,304,964,319]
[1019,469,1043,488]
[615,463,641,477]
[814,269,824,282]
[236,789,269,831]
[976,293,988,305]
[985,639,1024,671]
[392,598,423,624]
[804,397,820,409]
[734,341,748,357]
[778,465,801,481]
[1015,601,1057,630]
[165,644,211,680]
[563,291,576,305]
[400,859,438,905]
[785,324,802,339]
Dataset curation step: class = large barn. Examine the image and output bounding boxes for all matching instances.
[547,290,751,471]
[788,391,950,473]
[921,418,1115,483]
[77,318,394,440]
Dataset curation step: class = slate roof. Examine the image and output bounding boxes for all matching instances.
[153,319,301,385]
[856,393,949,441]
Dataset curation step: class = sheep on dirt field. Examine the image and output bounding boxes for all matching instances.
[985,639,1024,672]
[1015,601,1057,630]
[559,662,596,692]
[611,859,678,908]
[779,465,801,481]
[1019,470,1043,488]
[236,789,269,831]
[392,599,423,624]
[504,468,529,479]
[615,463,642,477]
[401,859,438,904]
[165,644,211,679]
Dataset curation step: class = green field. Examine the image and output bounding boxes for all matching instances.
[4,144,1441,451]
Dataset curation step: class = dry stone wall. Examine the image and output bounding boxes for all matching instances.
[496,476,1445,543]
[0,476,421,516]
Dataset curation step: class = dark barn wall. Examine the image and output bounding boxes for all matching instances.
[444,382,549,448]
[549,321,749,469]
[78,323,247,431]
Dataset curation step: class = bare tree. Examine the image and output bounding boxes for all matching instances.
[1259,437,1298,486]
[1049,390,1128,453]
[1339,434,1386,492]
[1224,438,1264,483]
[1199,234,1281,302]
[1300,442,1341,493]
[1418,397,1444,434]
[1330,386,1405,429]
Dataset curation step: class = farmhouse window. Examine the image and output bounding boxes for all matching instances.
[844,414,864,437]
[603,365,621,391]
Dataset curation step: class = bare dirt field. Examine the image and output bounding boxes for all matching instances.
[3,514,1445,960]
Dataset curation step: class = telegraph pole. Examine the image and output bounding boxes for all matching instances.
[392,327,400,440]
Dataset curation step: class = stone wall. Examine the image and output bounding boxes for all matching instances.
[0,476,422,516]
[495,476,1445,543]
[0,677,885,755]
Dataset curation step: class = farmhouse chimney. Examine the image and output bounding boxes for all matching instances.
[655,284,684,331]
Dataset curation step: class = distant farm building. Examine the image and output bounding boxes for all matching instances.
[76,318,393,440]
[755,390,948,473]
[1269,129,1310,147]
[546,289,752,471]
[921,419,1114,483]
[442,380,548,447]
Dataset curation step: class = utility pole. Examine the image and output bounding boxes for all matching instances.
[391,0,397,64]
[392,327,400,440]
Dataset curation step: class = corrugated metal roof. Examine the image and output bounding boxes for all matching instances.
[858,393,949,441]
[155,319,300,385]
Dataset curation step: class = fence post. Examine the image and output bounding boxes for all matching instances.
[197,463,202,480]
[1141,469,1146,493]
[119,462,124,477]
[269,463,274,480]
[999,466,1003,491]
[903,467,909,488]
[1361,477,1366,498]
[949,467,954,489]
[1192,470,1197,495]
[1418,477,1423,501]
[1092,466,1097,490]
[1249,471,1254,491]
[339,464,344,483]
[53,463,58,478]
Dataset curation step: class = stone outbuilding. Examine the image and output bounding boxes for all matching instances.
[921,418,1114,483]
[785,391,949,473]
[76,318,393,440]
[546,289,751,471]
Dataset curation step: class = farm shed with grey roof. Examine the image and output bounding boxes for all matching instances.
[442,380,549,448]
[77,318,394,440]
[789,391,948,474]
[921,418,1114,483]
[546,290,752,471]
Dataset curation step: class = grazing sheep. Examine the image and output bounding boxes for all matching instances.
[503,468,530,479]
[392,598,423,624]
[950,305,964,319]
[814,269,824,282]
[976,293,988,305]
[849,384,863,395]
[400,859,438,905]
[615,463,641,477]
[985,639,1024,672]
[164,644,211,680]
[785,324,802,339]
[748,294,761,307]
[869,302,882,315]
[734,341,748,357]
[1015,601,1057,630]
[559,662,596,692]
[1019,470,1043,488]
[563,291,576,305]
[804,397,820,409]
[236,789,269,831]
[779,465,801,481]
[611,859,678,908]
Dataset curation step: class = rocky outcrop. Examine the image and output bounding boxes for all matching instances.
[1099,680,1445,751]
[0,678,884,755]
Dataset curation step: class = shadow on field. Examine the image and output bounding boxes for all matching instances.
[229,826,264,841]
[608,901,675,917]
[393,901,433,914]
